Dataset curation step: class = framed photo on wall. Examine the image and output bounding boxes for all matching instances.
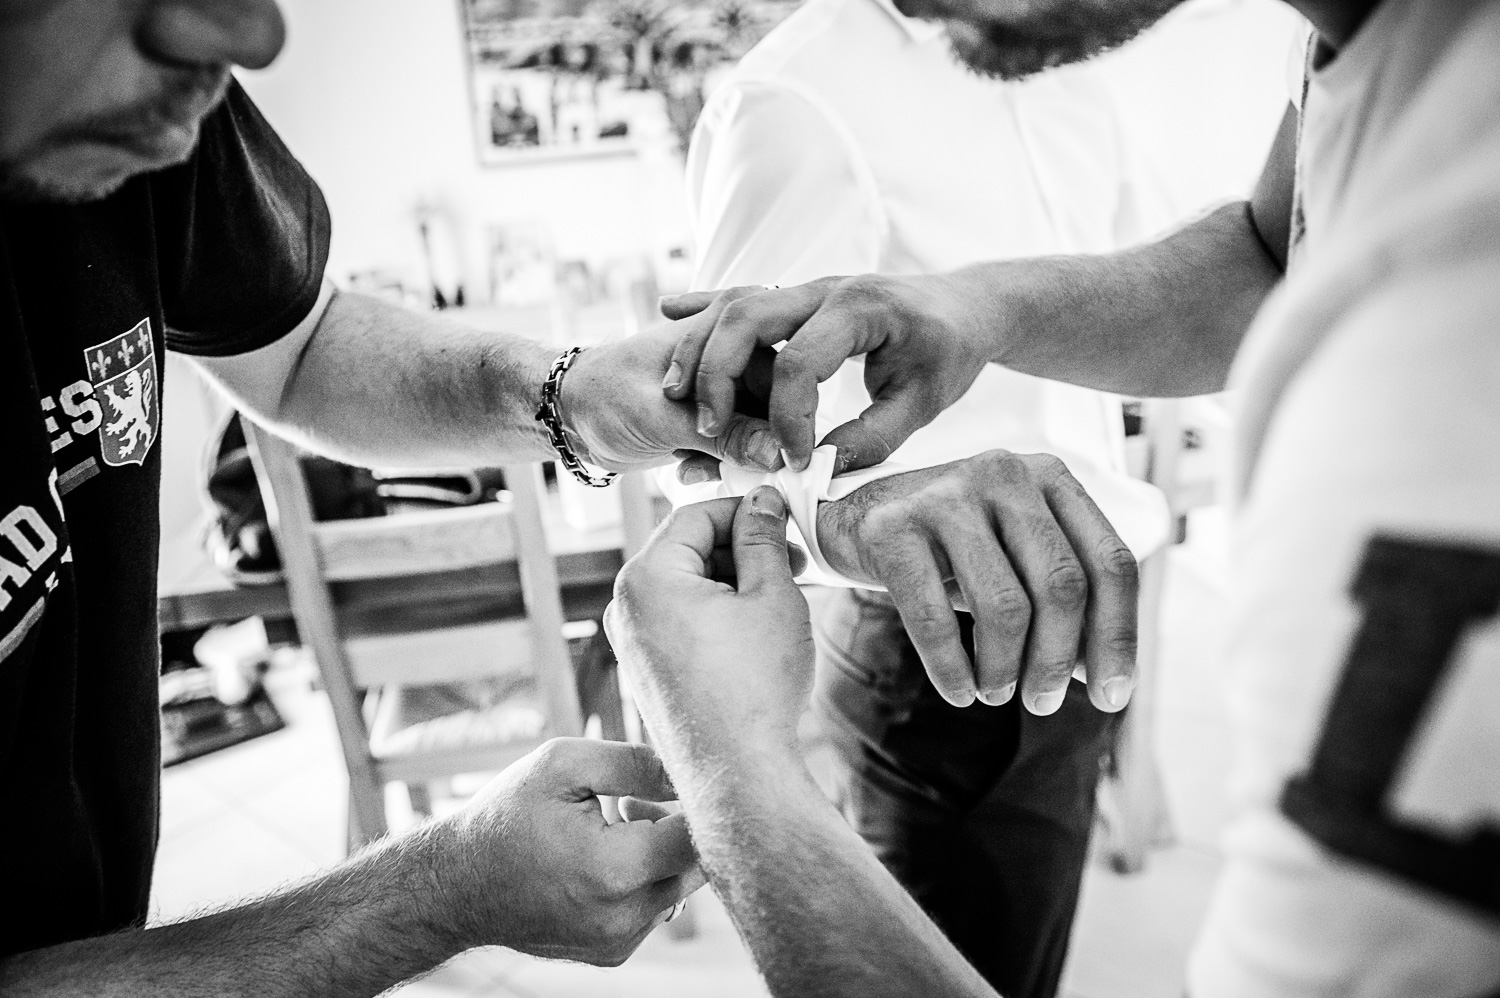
[456,0,801,165]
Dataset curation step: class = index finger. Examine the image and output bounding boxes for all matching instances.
[662,285,770,401]
[876,536,978,706]
[554,739,679,801]
[691,284,841,438]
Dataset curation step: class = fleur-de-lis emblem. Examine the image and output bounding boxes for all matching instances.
[83,318,158,469]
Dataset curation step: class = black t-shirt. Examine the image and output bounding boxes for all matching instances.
[0,81,329,957]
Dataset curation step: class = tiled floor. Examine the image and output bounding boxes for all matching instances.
[152,509,1236,997]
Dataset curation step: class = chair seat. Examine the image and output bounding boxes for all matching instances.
[369,680,546,764]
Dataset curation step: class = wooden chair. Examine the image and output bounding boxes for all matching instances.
[244,418,584,848]
[1097,397,1221,872]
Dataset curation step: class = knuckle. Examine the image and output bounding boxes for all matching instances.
[835,273,893,308]
[771,348,809,381]
[717,417,757,454]
[1043,561,1089,611]
[1029,658,1078,688]
[531,736,572,772]
[862,502,918,541]
[694,360,729,391]
[903,603,961,643]
[1094,539,1139,585]
[929,477,970,504]
[1098,622,1139,659]
[717,296,753,328]
[977,585,1031,628]
[676,324,710,352]
[613,558,649,602]
[1026,453,1070,480]
[979,449,1032,487]
[599,866,639,901]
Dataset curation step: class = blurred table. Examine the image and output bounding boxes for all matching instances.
[157,492,641,638]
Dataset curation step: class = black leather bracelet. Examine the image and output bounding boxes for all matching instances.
[535,346,618,488]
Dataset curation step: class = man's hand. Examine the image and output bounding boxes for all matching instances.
[439,737,706,966]
[563,325,783,474]
[816,451,1138,715]
[605,489,815,771]
[604,492,1000,998]
[659,276,991,474]
[0,738,703,997]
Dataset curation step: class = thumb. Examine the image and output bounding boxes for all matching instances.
[731,486,797,596]
[659,290,717,320]
[818,389,935,474]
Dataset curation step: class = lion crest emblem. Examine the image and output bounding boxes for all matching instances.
[84,319,159,468]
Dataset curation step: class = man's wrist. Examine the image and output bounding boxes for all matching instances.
[367,818,492,954]
[665,734,809,813]
[493,337,556,461]
[553,344,606,466]
[939,264,1014,368]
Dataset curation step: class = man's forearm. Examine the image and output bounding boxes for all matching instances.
[682,757,997,998]
[967,200,1281,397]
[0,823,473,998]
[275,290,556,468]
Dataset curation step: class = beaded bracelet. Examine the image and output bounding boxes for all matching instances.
[535,346,618,488]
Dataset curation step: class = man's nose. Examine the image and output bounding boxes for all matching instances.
[138,0,287,71]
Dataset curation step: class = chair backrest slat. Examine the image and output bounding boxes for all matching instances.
[243,417,388,839]
[502,463,584,739]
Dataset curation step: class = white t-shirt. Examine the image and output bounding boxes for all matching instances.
[667,0,1309,563]
[1187,1,1500,995]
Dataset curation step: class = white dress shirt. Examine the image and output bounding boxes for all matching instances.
[670,0,1172,564]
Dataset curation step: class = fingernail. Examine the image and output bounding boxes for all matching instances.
[944,688,977,707]
[658,294,679,309]
[977,682,1016,706]
[680,464,711,486]
[1102,676,1135,710]
[662,362,682,391]
[1030,687,1067,715]
[782,447,809,473]
[748,430,780,471]
[833,448,854,475]
[697,404,718,436]
[748,485,786,518]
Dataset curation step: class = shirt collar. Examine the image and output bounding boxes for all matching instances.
[867,0,949,44]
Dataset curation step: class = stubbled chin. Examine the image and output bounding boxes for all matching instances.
[945,23,1051,81]
[0,137,193,204]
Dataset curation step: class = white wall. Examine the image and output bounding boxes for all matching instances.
[238,0,692,300]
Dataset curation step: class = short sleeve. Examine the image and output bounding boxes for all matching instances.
[151,80,331,357]
[1188,264,1500,997]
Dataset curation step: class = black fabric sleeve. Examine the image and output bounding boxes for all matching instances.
[151,79,332,356]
